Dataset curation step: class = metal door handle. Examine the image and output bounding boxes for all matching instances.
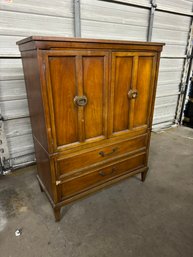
[74,95,87,106]
[99,168,116,176]
[128,89,138,99]
[99,147,118,157]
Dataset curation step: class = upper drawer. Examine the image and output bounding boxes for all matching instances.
[56,134,147,179]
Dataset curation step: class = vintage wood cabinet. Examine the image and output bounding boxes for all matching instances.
[17,36,164,221]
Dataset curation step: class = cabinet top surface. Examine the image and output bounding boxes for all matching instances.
[17,36,165,47]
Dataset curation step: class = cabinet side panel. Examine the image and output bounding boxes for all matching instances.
[21,50,48,151]
[34,139,53,200]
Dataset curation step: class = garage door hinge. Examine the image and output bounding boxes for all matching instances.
[151,0,157,9]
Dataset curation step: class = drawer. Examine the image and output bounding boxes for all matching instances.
[59,152,146,199]
[56,134,147,178]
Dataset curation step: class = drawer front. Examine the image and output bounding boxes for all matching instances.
[56,134,147,178]
[59,152,146,199]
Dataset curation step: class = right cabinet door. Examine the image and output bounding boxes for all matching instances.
[109,52,157,137]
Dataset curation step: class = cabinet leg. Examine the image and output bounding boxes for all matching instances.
[54,207,61,222]
[141,168,148,182]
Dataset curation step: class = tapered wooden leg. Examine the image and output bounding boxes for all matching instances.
[141,168,149,182]
[54,207,61,222]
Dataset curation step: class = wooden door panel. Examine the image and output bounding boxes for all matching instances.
[45,51,108,151]
[133,55,156,128]
[83,56,105,139]
[110,52,157,137]
[113,56,133,132]
[49,56,78,146]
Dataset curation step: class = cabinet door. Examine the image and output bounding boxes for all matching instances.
[44,50,109,151]
[110,52,157,137]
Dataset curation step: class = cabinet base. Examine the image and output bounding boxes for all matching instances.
[37,166,148,222]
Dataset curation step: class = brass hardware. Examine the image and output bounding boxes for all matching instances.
[56,180,61,185]
[128,89,138,99]
[99,147,118,157]
[99,171,105,176]
[74,95,87,106]
[99,168,116,177]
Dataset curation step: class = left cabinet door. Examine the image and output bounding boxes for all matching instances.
[44,50,109,152]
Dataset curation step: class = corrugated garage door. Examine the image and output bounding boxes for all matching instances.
[0,0,192,171]
[81,0,192,129]
[152,0,192,129]
[0,0,74,170]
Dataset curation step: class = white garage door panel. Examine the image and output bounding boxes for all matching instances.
[0,0,73,57]
[152,11,190,56]
[154,94,179,125]
[110,0,151,6]
[5,118,31,138]
[158,71,182,85]
[11,154,35,167]
[7,134,34,159]
[0,35,26,57]
[162,44,187,56]
[0,99,29,120]
[157,59,184,96]
[155,95,179,106]
[4,117,33,167]
[82,20,148,41]
[5,118,33,166]
[153,11,190,30]
[0,0,73,17]
[157,84,180,97]
[0,59,23,81]
[154,105,177,123]
[153,115,175,125]
[0,10,73,38]
[159,59,184,72]
[0,0,75,169]
[81,0,149,41]
[156,0,192,12]
[81,0,149,25]
[0,80,26,101]
[153,28,189,50]
[153,121,174,130]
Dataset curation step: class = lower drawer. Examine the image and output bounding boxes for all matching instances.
[56,134,147,178]
[59,152,146,199]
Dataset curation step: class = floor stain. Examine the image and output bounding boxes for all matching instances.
[0,188,27,218]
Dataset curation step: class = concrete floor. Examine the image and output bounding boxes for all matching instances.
[0,126,193,257]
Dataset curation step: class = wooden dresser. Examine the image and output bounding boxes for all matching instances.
[17,36,164,221]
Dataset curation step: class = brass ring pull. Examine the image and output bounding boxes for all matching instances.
[128,89,138,99]
[99,168,116,177]
[74,95,87,106]
[99,147,118,157]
